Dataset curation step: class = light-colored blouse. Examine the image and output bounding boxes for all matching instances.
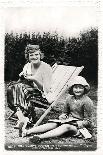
[20,61,53,96]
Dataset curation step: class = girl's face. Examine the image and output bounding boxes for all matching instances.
[29,50,41,64]
[72,84,85,97]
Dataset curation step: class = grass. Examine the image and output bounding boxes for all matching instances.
[5,82,97,151]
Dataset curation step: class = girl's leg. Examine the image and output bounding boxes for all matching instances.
[38,124,78,139]
[24,122,58,135]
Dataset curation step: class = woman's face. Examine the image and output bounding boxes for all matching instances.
[29,50,41,64]
[72,84,85,97]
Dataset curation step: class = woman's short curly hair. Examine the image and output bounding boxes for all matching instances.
[24,44,43,61]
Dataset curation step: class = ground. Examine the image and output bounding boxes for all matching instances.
[5,82,97,151]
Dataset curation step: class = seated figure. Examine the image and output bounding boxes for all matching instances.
[22,76,94,143]
[7,44,53,128]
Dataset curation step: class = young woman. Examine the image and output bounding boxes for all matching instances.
[22,76,94,143]
[7,44,53,128]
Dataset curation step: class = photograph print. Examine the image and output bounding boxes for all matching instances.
[4,4,98,151]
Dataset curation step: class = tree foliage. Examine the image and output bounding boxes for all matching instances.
[5,28,98,82]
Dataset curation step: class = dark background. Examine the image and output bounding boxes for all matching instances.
[5,28,98,84]
[5,28,97,150]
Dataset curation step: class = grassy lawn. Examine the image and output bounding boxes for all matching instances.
[5,82,97,151]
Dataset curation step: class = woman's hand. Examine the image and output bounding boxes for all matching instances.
[59,114,68,120]
[24,75,35,81]
[24,74,43,91]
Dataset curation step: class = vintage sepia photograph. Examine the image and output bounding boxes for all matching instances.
[1,0,99,151]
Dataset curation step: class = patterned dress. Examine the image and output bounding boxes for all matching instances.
[7,61,52,122]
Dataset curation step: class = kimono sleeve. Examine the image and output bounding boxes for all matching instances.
[19,63,29,77]
[42,64,53,94]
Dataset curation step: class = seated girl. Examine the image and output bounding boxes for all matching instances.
[22,76,94,143]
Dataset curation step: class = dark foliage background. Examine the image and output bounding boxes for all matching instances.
[5,28,98,83]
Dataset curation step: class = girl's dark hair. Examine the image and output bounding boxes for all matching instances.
[69,84,90,95]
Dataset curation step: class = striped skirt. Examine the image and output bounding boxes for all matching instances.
[7,80,42,111]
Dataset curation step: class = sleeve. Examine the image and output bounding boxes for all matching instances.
[82,97,94,127]
[19,64,28,77]
[63,96,71,115]
[42,64,53,94]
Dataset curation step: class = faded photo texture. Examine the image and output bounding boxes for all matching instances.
[2,1,99,151]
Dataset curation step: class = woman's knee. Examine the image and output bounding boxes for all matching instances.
[16,83,24,88]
